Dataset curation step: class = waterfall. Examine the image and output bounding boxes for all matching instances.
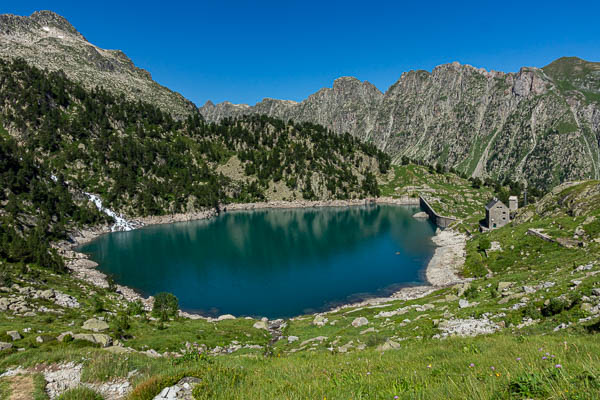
[84,192,137,232]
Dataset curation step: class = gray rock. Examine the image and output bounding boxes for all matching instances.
[6,330,22,341]
[39,289,55,299]
[216,314,236,321]
[82,318,109,332]
[287,336,299,343]
[73,333,112,347]
[312,315,328,327]
[351,317,368,327]
[0,342,12,351]
[458,299,470,308]
[252,321,268,330]
[498,282,513,291]
[376,339,401,352]
[36,335,55,343]
[57,331,74,342]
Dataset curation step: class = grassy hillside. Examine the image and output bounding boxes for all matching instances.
[1,181,600,398]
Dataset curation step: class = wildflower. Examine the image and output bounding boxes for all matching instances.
[516,357,521,361]
[542,356,547,360]
[538,348,543,352]
[394,397,399,399]
[427,364,432,369]
[555,364,562,368]
[495,373,501,377]
[490,366,495,371]
[469,363,475,368]
[366,372,371,376]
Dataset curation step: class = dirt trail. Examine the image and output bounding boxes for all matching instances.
[8,375,35,400]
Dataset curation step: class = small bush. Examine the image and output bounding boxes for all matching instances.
[111,313,131,338]
[463,285,479,300]
[56,386,104,400]
[152,292,179,320]
[127,300,145,316]
[478,237,491,252]
[92,296,104,313]
[522,302,542,320]
[506,372,548,398]
[106,275,117,292]
[542,298,566,317]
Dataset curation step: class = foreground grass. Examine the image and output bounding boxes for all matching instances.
[5,332,599,399]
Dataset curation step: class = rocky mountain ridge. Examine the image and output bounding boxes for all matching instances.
[0,10,197,118]
[201,58,600,189]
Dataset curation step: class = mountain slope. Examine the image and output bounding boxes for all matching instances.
[0,10,197,118]
[201,59,600,190]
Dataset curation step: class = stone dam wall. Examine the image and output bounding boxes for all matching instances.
[419,196,459,229]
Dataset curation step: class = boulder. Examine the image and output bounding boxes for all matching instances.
[287,336,299,343]
[0,342,12,351]
[412,211,428,219]
[36,335,55,343]
[57,331,74,342]
[458,299,470,308]
[39,289,55,300]
[498,282,513,291]
[0,298,11,311]
[351,317,368,327]
[6,330,22,341]
[377,339,401,352]
[445,294,459,302]
[253,321,268,330]
[454,282,471,297]
[217,314,236,321]
[104,345,131,354]
[581,303,593,312]
[73,333,112,347]
[82,318,109,332]
[312,315,328,326]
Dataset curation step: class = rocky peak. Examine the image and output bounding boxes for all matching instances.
[0,10,83,41]
[512,67,549,97]
[0,10,197,118]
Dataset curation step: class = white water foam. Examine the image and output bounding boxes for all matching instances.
[84,192,137,232]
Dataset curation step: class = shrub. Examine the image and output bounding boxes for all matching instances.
[111,313,131,338]
[463,285,479,300]
[92,296,104,313]
[522,302,542,320]
[152,292,179,320]
[542,298,566,317]
[478,237,491,252]
[127,300,145,316]
[506,372,548,398]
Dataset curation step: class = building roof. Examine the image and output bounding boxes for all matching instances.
[485,198,507,210]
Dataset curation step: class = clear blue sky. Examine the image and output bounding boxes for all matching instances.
[6,1,600,106]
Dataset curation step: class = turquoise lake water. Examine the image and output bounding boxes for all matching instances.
[78,205,436,318]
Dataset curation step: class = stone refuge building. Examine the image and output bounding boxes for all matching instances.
[485,197,515,229]
[484,196,519,230]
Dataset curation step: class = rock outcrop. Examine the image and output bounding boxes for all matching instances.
[201,58,600,189]
[0,10,197,118]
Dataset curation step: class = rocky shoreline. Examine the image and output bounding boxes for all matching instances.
[57,196,465,320]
